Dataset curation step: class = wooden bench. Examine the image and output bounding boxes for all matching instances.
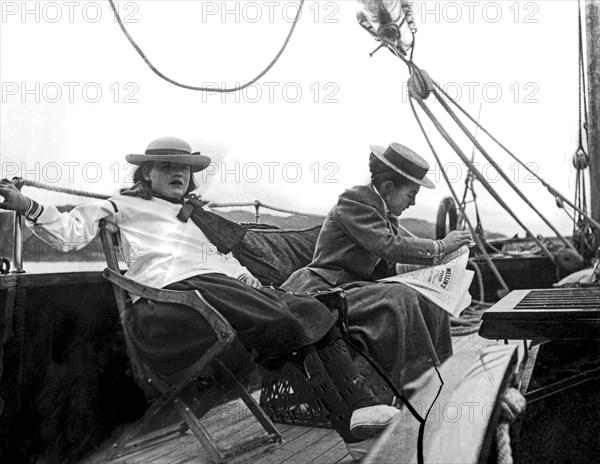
[364,343,519,464]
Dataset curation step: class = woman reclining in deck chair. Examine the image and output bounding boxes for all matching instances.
[282,142,472,403]
[0,136,400,461]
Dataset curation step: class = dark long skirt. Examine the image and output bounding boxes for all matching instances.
[126,273,335,375]
[282,269,452,389]
[341,281,452,387]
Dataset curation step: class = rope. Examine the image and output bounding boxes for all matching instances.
[208,200,324,218]
[495,387,526,464]
[572,0,593,257]
[432,84,573,253]
[408,94,510,294]
[414,88,558,265]
[460,103,485,242]
[450,301,491,337]
[431,77,600,232]
[577,0,589,151]
[15,178,324,219]
[468,258,485,305]
[107,0,305,92]
[345,336,443,464]
[17,179,110,199]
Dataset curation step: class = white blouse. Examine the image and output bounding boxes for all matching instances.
[28,195,251,290]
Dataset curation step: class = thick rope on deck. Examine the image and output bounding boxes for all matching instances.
[495,387,526,464]
[450,301,490,336]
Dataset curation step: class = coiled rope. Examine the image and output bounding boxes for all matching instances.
[107,0,305,92]
[495,387,527,464]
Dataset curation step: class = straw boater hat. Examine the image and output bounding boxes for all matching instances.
[126,136,211,173]
[370,142,435,189]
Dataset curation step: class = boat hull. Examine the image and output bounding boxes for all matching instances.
[0,271,146,463]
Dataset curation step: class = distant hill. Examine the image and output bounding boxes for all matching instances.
[0,206,506,264]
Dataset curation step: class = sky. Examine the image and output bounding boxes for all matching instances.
[0,0,589,236]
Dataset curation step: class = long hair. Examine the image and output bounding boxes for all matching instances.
[120,163,198,199]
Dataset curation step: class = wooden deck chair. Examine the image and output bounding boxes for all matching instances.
[98,220,282,463]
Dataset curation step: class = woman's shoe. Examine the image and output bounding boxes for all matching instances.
[349,404,400,439]
[345,437,377,462]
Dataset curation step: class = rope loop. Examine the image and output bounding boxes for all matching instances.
[495,387,526,464]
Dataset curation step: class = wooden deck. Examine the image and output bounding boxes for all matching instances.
[80,332,526,464]
[80,390,355,464]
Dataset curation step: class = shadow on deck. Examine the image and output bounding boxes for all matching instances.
[81,333,522,464]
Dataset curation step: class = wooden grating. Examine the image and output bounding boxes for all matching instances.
[513,287,600,311]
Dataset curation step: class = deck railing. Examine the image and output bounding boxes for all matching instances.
[2,179,322,274]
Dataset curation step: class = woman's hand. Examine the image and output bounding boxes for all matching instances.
[441,230,472,254]
[238,273,263,289]
[0,179,30,213]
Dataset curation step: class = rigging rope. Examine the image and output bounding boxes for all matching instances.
[430,74,600,232]
[18,179,110,200]
[572,0,596,258]
[107,0,305,92]
[14,178,323,219]
[460,104,486,243]
[411,89,557,264]
[359,4,593,286]
[408,95,510,295]
[432,83,572,253]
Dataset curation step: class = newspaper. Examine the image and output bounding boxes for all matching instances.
[378,246,474,317]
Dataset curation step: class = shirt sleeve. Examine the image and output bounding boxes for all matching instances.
[27,200,119,252]
[332,189,437,265]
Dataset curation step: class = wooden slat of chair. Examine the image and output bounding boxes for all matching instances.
[98,220,282,463]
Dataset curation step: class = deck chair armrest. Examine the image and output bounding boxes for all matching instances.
[102,268,236,344]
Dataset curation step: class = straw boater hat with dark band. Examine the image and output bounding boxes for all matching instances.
[370,142,435,189]
[126,136,212,173]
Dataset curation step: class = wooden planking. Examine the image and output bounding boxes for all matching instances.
[316,440,354,464]
[81,419,335,464]
[251,427,334,464]
[81,333,523,464]
[278,429,341,464]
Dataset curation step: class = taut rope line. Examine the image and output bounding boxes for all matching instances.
[13,178,324,219]
[408,97,511,295]
[409,91,557,265]
[431,84,573,251]
[434,82,600,232]
[17,178,110,200]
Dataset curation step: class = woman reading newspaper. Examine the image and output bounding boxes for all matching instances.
[282,142,472,410]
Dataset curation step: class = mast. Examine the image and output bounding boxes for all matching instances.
[586,1,600,242]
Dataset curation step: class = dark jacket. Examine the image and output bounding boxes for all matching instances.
[283,184,437,292]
